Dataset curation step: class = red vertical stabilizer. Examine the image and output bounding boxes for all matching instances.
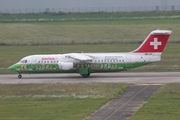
[133,30,172,53]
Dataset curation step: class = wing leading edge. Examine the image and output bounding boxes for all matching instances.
[65,53,93,62]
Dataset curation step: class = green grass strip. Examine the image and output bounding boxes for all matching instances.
[0,83,128,120]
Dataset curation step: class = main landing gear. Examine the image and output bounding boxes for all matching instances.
[18,74,22,79]
[81,73,90,78]
[79,68,90,78]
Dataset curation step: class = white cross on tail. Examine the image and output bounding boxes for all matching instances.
[150,38,162,49]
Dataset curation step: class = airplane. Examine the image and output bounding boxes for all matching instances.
[8,30,172,78]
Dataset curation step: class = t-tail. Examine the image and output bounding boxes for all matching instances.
[132,30,172,56]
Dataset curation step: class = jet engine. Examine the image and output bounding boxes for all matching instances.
[58,62,73,70]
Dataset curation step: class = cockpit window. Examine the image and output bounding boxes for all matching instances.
[20,60,27,63]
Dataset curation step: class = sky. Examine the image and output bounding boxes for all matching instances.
[0,0,179,13]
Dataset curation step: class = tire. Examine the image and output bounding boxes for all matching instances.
[18,74,22,79]
[81,73,90,78]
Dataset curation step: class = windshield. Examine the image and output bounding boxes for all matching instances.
[20,59,27,63]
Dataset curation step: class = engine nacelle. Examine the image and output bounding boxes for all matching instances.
[58,62,73,70]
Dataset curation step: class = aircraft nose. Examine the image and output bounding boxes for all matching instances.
[8,64,18,71]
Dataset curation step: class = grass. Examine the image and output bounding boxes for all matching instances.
[130,83,180,120]
[0,11,180,22]
[0,19,180,46]
[0,83,128,120]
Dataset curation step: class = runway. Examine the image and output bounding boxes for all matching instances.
[0,72,180,84]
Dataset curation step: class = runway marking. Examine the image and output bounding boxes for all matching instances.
[104,85,149,120]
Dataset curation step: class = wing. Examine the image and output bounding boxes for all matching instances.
[65,53,93,62]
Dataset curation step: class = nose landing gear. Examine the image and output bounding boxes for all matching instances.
[18,74,22,79]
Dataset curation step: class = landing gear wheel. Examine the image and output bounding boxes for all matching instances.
[81,73,90,78]
[18,74,22,79]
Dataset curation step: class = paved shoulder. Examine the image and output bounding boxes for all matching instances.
[85,85,161,120]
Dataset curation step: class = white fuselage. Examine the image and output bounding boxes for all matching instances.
[18,52,161,65]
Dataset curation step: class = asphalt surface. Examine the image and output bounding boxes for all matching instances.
[0,72,180,120]
[0,72,180,84]
[85,85,161,120]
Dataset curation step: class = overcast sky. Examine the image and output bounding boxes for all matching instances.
[0,0,179,13]
[1,0,179,8]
